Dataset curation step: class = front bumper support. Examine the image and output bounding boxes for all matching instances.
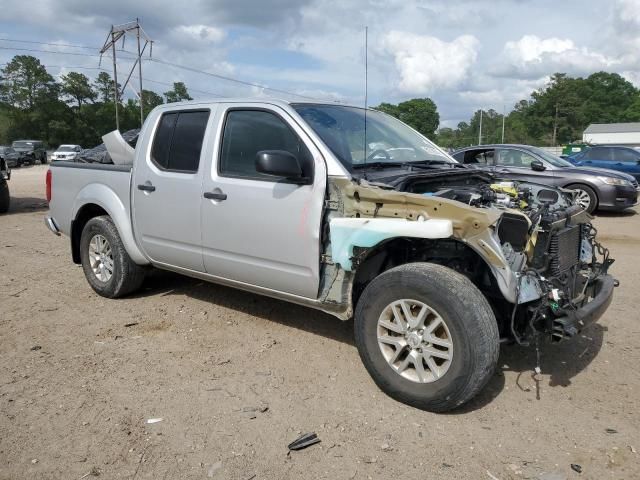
[553,274,616,338]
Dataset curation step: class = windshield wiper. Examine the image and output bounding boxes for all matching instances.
[352,161,407,169]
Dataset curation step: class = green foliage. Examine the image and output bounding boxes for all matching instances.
[0,55,183,148]
[437,71,640,148]
[164,82,193,103]
[60,72,97,109]
[374,98,440,140]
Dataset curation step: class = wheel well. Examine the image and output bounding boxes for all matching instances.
[71,204,108,263]
[351,237,509,330]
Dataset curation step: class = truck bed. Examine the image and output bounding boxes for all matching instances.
[48,161,133,237]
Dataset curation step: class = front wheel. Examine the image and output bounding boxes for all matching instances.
[80,215,146,298]
[354,262,500,412]
[566,184,597,214]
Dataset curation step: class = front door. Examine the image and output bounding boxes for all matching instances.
[201,105,326,298]
[494,148,554,184]
[132,108,213,271]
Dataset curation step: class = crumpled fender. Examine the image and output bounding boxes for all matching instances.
[329,217,453,271]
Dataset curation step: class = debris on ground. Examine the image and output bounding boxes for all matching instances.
[381,443,393,452]
[486,470,500,480]
[145,418,163,424]
[570,463,582,473]
[124,322,138,328]
[605,428,618,434]
[288,432,321,451]
[30,345,42,351]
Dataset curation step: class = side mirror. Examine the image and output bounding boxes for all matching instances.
[256,150,307,183]
[531,160,546,171]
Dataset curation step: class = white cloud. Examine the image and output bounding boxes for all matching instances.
[170,25,225,44]
[495,34,621,79]
[382,32,479,94]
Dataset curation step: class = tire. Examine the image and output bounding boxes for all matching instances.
[354,262,500,412]
[566,183,597,214]
[79,215,145,298]
[0,180,9,214]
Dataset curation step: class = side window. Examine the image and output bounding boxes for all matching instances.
[496,149,535,167]
[613,148,638,162]
[219,109,312,181]
[463,149,494,165]
[584,147,608,160]
[151,110,209,172]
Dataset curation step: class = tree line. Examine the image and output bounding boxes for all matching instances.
[0,55,193,148]
[2,54,640,150]
[378,72,640,149]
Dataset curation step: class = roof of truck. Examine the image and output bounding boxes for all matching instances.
[155,98,352,109]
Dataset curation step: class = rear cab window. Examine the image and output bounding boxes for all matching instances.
[151,110,210,173]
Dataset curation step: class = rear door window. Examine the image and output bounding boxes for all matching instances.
[613,148,639,162]
[462,149,495,165]
[151,110,209,172]
[584,147,611,161]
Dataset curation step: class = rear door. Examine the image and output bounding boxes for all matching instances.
[132,108,213,271]
[611,148,640,179]
[200,104,326,298]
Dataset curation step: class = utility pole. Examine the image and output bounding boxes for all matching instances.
[478,109,483,145]
[501,105,506,143]
[99,19,153,130]
[552,102,559,147]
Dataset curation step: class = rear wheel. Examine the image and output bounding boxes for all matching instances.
[566,183,597,213]
[80,215,145,298]
[354,262,500,412]
[0,180,9,214]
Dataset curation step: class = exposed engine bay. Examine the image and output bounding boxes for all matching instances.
[395,172,615,344]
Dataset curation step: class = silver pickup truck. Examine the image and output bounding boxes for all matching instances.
[46,99,616,412]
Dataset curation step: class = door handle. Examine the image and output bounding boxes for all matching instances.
[204,191,227,201]
[137,183,156,192]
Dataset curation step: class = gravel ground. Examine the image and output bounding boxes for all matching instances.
[1,164,639,479]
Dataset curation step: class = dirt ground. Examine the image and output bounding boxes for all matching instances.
[1,164,639,480]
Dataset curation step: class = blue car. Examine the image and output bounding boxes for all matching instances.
[567,145,640,180]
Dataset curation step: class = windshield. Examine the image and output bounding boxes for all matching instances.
[57,146,76,152]
[293,104,454,170]
[12,141,33,149]
[528,146,574,167]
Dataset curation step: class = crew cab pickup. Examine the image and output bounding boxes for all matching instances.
[46,100,616,412]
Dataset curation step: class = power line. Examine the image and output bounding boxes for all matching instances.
[0,38,97,50]
[0,40,337,103]
[148,57,325,101]
[0,46,99,57]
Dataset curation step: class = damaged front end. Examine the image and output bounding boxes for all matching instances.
[321,171,616,344]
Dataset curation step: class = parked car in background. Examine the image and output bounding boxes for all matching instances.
[566,145,640,181]
[51,144,82,162]
[452,144,638,213]
[11,140,47,165]
[0,146,22,168]
[0,154,10,213]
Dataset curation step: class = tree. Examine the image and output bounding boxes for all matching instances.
[0,55,57,110]
[374,98,440,140]
[60,72,97,109]
[164,82,193,103]
[93,71,121,103]
[141,89,163,116]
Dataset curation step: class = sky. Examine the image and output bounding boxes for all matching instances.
[2,0,640,127]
